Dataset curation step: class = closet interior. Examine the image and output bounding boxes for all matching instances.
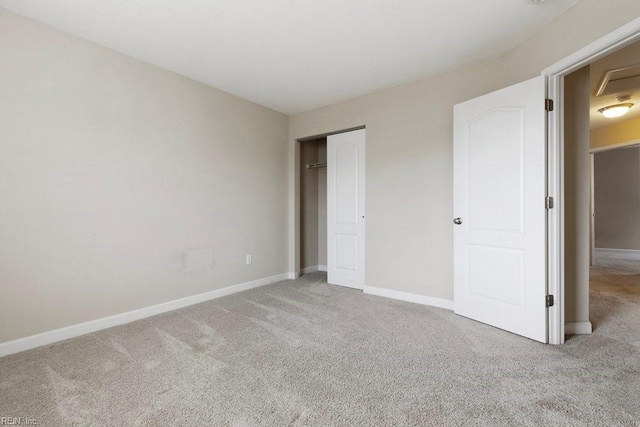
[300,137,328,273]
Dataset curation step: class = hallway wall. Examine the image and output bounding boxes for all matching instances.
[594,147,640,250]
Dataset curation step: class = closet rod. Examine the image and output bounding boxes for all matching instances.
[306,162,327,170]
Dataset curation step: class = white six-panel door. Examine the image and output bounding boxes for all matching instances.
[327,129,365,289]
[453,76,547,343]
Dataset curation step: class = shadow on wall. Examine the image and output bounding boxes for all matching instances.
[593,147,640,251]
[300,138,327,270]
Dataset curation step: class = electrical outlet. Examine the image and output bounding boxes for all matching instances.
[246,254,252,265]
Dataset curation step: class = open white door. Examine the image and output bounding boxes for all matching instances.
[327,129,365,289]
[453,76,547,343]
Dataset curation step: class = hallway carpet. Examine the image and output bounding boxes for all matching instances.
[1,259,639,426]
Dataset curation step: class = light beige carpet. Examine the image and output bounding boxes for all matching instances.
[1,258,640,426]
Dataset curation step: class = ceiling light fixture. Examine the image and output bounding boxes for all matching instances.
[598,103,634,118]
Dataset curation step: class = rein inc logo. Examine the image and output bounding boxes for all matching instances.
[0,418,38,426]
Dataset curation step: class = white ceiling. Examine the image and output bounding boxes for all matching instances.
[590,39,640,129]
[0,0,583,114]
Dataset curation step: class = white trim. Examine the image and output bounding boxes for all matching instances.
[0,273,291,358]
[565,321,593,335]
[546,72,565,345]
[300,264,328,275]
[543,17,640,76]
[363,286,454,311]
[288,272,300,279]
[595,248,640,259]
[590,152,595,267]
[590,139,640,153]
[544,16,640,345]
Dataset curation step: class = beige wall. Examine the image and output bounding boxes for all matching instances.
[564,66,591,324]
[290,59,505,299]
[594,147,640,250]
[591,116,640,149]
[498,0,640,87]
[5,0,640,344]
[288,0,640,316]
[0,10,289,343]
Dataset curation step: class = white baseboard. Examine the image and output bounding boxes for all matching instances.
[0,272,291,358]
[363,286,454,311]
[595,248,640,259]
[300,265,328,275]
[565,321,593,335]
[288,272,300,279]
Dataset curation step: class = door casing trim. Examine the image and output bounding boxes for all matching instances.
[543,17,640,345]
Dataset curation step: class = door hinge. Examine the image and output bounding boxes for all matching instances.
[545,196,554,210]
[546,295,555,308]
[545,98,554,112]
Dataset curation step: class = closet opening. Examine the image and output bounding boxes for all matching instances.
[299,137,328,276]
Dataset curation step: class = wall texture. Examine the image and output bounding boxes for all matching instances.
[564,66,591,324]
[5,0,640,344]
[300,141,319,268]
[594,147,640,250]
[288,0,640,321]
[299,138,327,269]
[0,10,289,343]
[591,117,640,149]
[290,59,505,300]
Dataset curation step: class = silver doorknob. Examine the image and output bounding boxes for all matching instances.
[453,218,463,225]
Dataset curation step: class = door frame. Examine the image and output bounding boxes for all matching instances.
[293,126,366,277]
[590,152,595,267]
[544,17,640,345]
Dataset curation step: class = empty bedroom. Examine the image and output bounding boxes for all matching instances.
[1,0,640,425]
